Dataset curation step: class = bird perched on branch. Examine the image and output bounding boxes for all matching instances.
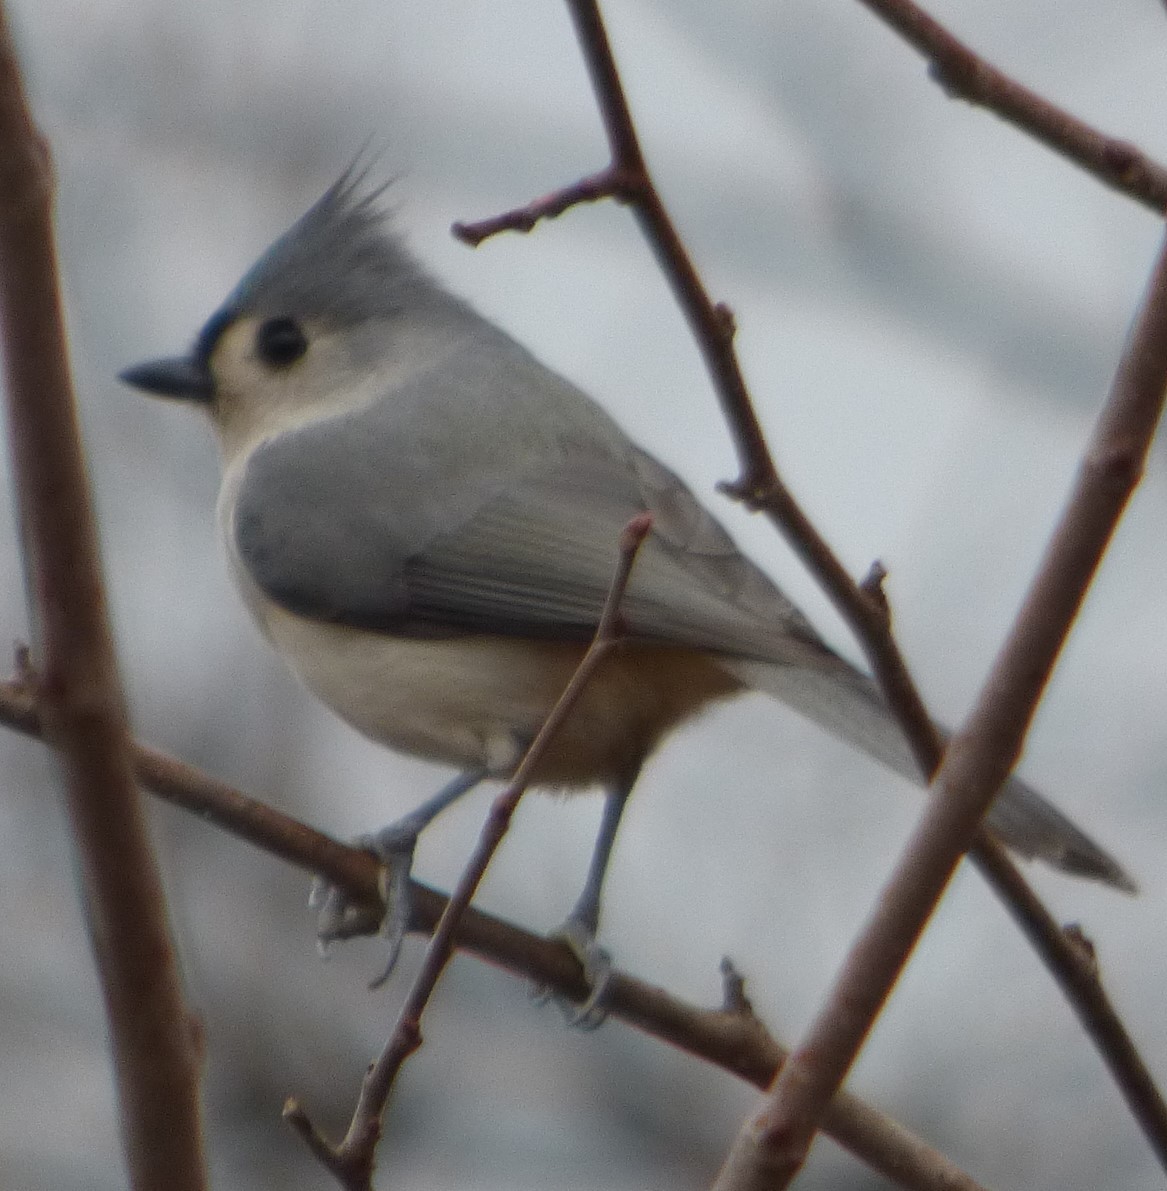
[122,170,1135,1007]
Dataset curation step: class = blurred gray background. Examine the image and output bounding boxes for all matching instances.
[1,1,1165,1188]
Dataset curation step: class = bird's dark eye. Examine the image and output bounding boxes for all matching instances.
[255,317,308,368]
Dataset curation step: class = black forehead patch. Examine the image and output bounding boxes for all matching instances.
[191,302,240,369]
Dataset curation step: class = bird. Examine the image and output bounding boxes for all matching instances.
[120,168,1135,1004]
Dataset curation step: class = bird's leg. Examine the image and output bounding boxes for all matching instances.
[312,768,487,985]
[547,772,637,1027]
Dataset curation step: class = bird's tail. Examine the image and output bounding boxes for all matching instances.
[726,656,1136,893]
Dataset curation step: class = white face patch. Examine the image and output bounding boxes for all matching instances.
[206,317,368,459]
[205,310,478,465]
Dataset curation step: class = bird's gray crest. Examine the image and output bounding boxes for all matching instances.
[213,165,449,335]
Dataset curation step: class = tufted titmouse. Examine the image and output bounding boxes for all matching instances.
[121,171,1134,987]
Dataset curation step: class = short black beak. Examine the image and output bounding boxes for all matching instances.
[119,354,214,403]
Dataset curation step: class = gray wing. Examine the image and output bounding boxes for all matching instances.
[232,396,832,668]
[231,361,1137,892]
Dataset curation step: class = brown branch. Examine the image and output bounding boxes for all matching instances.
[453,167,631,243]
[714,227,1167,1190]
[854,0,1167,214]
[972,844,1167,1161]
[0,672,988,1191]
[0,9,206,1190]
[284,515,654,1190]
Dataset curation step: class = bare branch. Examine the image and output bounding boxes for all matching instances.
[972,844,1167,1159]
[0,679,986,1191]
[854,0,1167,213]
[0,8,206,1189]
[453,167,630,243]
[714,227,1167,1190]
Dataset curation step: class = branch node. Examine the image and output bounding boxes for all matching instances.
[607,164,645,203]
[12,638,34,685]
[859,560,891,628]
[927,58,971,100]
[283,1100,345,1174]
[718,475,779,512]
[1086,440,1143,491]
[719,956,755,1017]
[713,301,737,341]
[1063,923,1099,977]
[1101,139,1142,186]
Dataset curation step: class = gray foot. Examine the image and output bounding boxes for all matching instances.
[540,916,614,1030]
[310,821,420,988]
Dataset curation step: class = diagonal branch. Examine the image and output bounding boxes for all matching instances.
[714,225,1167,1190]
[854,0,1167,214]
[0,672,988,1191]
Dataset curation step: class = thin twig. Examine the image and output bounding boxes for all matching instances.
[285,515,655,1190]
[714,227,1167,1190]
[973,843,1167,1160]
[0,671,989,1191]
[0,8,206,1189]
[854,0,1167,214]
[453,167,633,243]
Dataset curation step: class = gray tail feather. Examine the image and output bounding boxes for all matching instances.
[727,657,1137,894]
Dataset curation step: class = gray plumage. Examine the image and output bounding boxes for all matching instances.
[122,170,1138,959]
[233,322,830,660]
[229,246,1133,890]
[224,176,460,328]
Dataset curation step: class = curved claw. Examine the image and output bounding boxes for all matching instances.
[310,874,385,950]
[367,847,414,988]
[563,973,612,1032]
[308,771,487,984]
[310,826,420,985]
[539,917,614,1029]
